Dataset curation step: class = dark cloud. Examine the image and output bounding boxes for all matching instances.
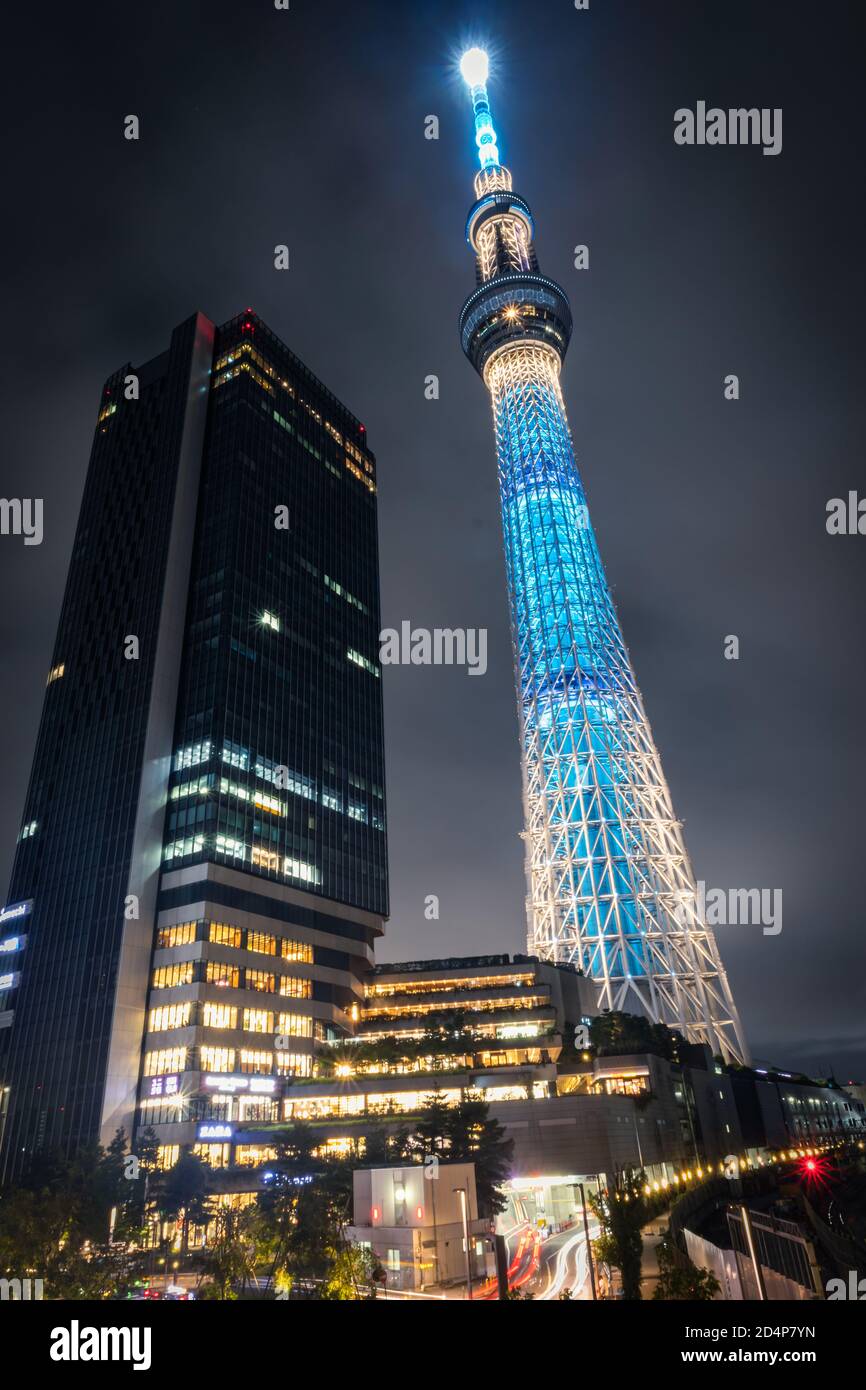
[1,1,863,1077]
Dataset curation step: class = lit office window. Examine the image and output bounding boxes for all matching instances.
[277,1013,312,1037]
[243,1008,273,1034]
[347,648,380,678]
[152,963,195,989]
[174,741,212,771]
[149,1003,191,1032]
[324,574,368,614]
[171,776,211,801]
[215,834,246,860]
[203,1002,237,1030]
[193,1143,231,1169]
[164,834,204,861]
[207,961,240,989]
[279,976,312,1000]
[281,939,313,964]
[252,845,282,871]
[248,931,276,956]
[275,1052,313,1077]
[143,1047,187,1077]
[239,1049,273,1075]
[209,922,242,949]
[200,1046,236,1074]
[157,922,198,949]
[221,740,250,770]
[283,856,321,886]
[234,1145,278,1168]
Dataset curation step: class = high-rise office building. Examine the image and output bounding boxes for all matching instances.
[456,51,747,1063]
[0,311,387,1182]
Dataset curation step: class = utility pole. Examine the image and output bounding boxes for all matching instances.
[577,1181,597,1301]
[454,1187,473,1300]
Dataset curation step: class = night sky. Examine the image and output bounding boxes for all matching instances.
[1,2,864,1080]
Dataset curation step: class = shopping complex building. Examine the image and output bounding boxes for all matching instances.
[138,948,865,1203]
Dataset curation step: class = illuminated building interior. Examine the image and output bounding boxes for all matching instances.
[134,952,588,1170]
[120,931,866,1265]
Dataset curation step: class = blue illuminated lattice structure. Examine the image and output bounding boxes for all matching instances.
[458,56,747,1062]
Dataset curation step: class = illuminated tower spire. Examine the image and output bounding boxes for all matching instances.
[457,51,748,1062]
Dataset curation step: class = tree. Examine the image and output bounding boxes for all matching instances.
[590,1168,646,1299]
[592,1233,618,1296]
[320,1242,382,1300]
[652,1236,720,1301]
[363,1121,400,1168]
[0,1130,150,1299]
[254,1126,355,1291]
[590,1011,686,1062]
[0,1184,74,1286]
[155,1151,213,1254]
[404,1090,453,1163]
[116,1126,158,1248]
[197,1208,259,1300]
[446,1097,513,1217]
[400,1092,513,1217]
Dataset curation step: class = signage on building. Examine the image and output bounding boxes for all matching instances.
[0,935,25,954]
[198,1123,233,1141]
[148,1075,180,1098]
[204,1075,276,1094]
[0,900,32,927]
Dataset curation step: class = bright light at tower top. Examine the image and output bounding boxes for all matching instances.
[460,47,489,87]
[459,47,500,170]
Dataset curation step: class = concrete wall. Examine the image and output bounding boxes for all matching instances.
[349,1161,485,1291]
[490,1085,690,1180]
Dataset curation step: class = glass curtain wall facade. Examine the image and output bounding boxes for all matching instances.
[166,312,387,911]
[0,310,388,1182]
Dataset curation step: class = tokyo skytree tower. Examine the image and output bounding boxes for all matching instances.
[457,49,748,1063]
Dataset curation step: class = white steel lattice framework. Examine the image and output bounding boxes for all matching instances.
[457,51,748,1062]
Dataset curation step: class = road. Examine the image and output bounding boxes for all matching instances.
[477,1218,602,1300]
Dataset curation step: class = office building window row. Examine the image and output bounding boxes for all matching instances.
[147,1001,315,1036]
[142,1044,313,1078]
[155,918,313,964]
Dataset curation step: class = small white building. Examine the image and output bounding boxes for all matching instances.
[347,1162,492,1293]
